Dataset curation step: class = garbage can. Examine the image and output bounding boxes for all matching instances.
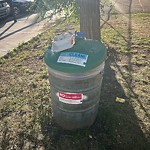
[44,39,107,130]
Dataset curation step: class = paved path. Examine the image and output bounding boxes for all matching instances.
[0,13,61,58]
[0,14,47,57]
[114,0,150,13]
[0,14,45,57]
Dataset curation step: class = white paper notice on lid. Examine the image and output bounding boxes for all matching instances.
[57,52,88,67]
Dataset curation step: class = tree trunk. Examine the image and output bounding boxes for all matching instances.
[79,0,100,41]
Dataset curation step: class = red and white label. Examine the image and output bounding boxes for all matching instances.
[57,92,84,104]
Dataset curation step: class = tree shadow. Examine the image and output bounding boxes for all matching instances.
[37,2,149,148]
[91,49,150,150]
[107,0,149,118]
[1,48,149,150]
[0,22,36,40]
[102,0,149,122]
[0,1,149,149]
[0,13,39,40]
[0,22,16,37]
[35,47,149,150]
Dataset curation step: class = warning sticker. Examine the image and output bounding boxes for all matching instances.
[57,52,88,67]
[57,92,84,104]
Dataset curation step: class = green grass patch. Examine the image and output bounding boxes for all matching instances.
[132,13,150,17]
[0,14,150,150]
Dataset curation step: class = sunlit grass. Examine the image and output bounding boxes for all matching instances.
[0,13,150,149]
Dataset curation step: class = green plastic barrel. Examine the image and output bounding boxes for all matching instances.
[44,39,107,130]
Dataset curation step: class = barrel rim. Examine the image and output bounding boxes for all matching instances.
[47,62,105,80]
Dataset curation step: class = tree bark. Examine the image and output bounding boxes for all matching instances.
[79,0,100,41]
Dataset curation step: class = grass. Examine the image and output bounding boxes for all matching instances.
[0,14,150,149]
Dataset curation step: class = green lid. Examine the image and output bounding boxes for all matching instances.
[44,39,107,73]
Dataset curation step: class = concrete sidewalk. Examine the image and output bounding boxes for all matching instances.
[0,0,150,58]
[114,0,150,13]
[0,14,46,57]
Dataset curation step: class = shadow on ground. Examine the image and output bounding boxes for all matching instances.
[0,13,39,41]
[0,2,149,149]
[0,12,36,28]
[1,51,149,149]
[30,49,148,150]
